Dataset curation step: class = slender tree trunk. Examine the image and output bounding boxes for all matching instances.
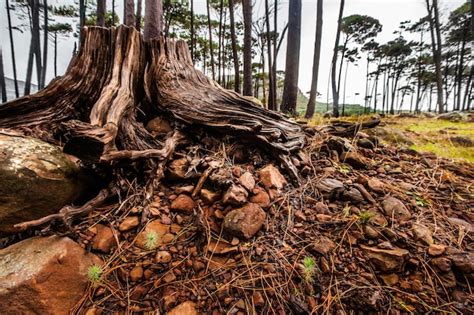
[265,0,275,110]
[40,0,48,89]
[272,0,278,109]
[426,0,444,113]
[242,0,253,96]
[217,0,224,82]
[6,0,19,98]
[136,0,142,30]
[364,57,370,112]
[79,0,85,45]
[31,0,42,90]
[305,0,323,119]
[336,39,348,97]
[54,31,57,77]
[456,33,466,110]
[124,0,136,27]
[280,0,302,115]
[373,65,380,113]
[206,0,216,81]
[25,41,34,96]
[144,0,163,41]
[228,0,239,92]
[342,60,349,116]
[331,0,345,117]
[190,0,195,64]
[260,37,267,107]
[462,68,472,110]
[97,0,106,26]
[112,0,115,25]
[0,49,7,103]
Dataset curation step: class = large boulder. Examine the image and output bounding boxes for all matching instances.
[0,236,101,314]
[0,133,85,233]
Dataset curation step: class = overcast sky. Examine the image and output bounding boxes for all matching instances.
[0,0,466,105]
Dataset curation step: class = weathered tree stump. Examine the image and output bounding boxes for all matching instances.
[0,25,305,230]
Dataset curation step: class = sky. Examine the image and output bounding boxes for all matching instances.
[0,0,467,106]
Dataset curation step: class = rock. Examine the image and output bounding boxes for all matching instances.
[163,272,177,283]
[357,138,375,149]
[145,117,172,135]
[342,187,365,204]
[200,189,221,204]
[168,158,189,180]
[381,197,411,223]
[0,236,101,314]
[447,217,473,232]
[428,244,446,256]
[170,194,195,213]
[367,178,385,193]
[155,251,172,263]
[314,202,330,214]
[239,172,255,191]
[222,184,248,206]
[412,223,433,245]
[316,178,344,196]
[451,252,474,274]
[176,185,195,194]
[436,111,464,122]
[312,237,336,255]
[223,203,266,239]
[253,292,265,307]
[129,266,143,282]
[168,301,198,315]
[92,224,116,253]
[0,134,85,233]
[449,136,474,147]
[259,164,287,190]
[431,257,452,272]
[380,273,399,286]
[135,221,178,249]
[206,240,239,254]
[250,187,271,208]
[371,127,414,146]
[341,151,368,169]
[118,216,140,232]
[326,136,353,154]
[361,245,409,272]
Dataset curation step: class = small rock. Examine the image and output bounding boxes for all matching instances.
[118,216,140,232]
[250,187,271,208]
[316,178,344,196]
[312,237,336,255]
[92,224,116,253]
[176,185,195,194]
[381,197,412,223]
[222,184,248,206]
[357,138,375,149]
[168,301,197,315]
[155,251,172,263]
[223,203,266,239]
[129,266,143,282]
[200,189,221,204]
[193,260,205,272]
[259,164,287,190]
[431,257,452,272]
[163,272,177,283]
[361,245,409,272]
[342,187,364,204]
[253,292,265,307]
[380,273,399,286]
[239,172,256,191]
[146,117,172,135]
[170,194,195,213]
[0,236,101,314]
[168,158,189,180]
[341,151,368,169]
[316,214,332,222]
[412,223,433,245]
[451,252,474,274]
[367,178,385,193]
[447,217,473,232]
[428,244,446,256]
[314,202,330,214]
[450,136,474,147]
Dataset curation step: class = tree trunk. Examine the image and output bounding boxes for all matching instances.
[124,0,136,27]
[217,0,224,81]
[206,0,216,81]
[242,0,253,96]
[331,0,345,117]
[40,0,48,89]
[144,0,163,41]
[6,0,19,98]
[136,0,142,30]
[280,0,302,115]
[272,0,278,110]
[54,32,57,77]
[264,0,275,110]
[0,49,7,103]
[31,0,42,90]
[97,0,106,26]
[305,0,323,119]
[228,0,239,92]
[426,0,444,113]
[342,60,349,116]
[0,26,305,184]
[79,0,85,44]
[190,0,195,64]
[456,32,467,110]
[24,40,34,96]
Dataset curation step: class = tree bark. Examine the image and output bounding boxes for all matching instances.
[331,0,345,117]
[206,0,216,80]
[264,0,275,110]
[136,0,142,30]
[242,0,253,96]
[0,49,7,103]
[124,0,136,27]
[280,0,302,115]
[144,0,163,41]
[426,0,444,113]
[31,0,42,90]
[305,0,323,119]
[228,0,240,92]
[6,0,19,98]
[41,0,48,89]
[190,0,195,64]
[97,0,106,27]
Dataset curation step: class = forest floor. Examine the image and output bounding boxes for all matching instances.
[64,115,473,314]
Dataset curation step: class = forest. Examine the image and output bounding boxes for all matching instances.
[0,0,473,314]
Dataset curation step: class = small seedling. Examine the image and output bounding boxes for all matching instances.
[145,231,159,250]
[358,211,375,224]
[87,264,102,285]
[302,256,316,284]
[336,164,351,175]
[414,194,430,207]
[342,205,351,217]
